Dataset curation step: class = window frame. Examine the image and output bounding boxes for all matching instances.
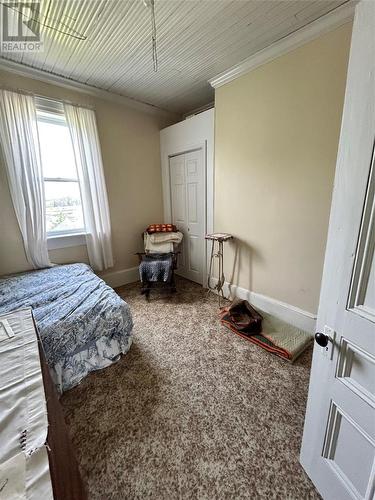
[36,104,86,246]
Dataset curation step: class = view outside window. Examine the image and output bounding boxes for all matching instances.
[37,116,85,234]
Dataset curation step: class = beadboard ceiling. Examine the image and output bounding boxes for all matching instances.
[0,0,349,114]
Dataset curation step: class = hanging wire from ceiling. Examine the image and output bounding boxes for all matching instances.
[5,0,159,67]
[142,0,158,72]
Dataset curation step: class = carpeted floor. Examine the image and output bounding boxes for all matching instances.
[61,277,320,500]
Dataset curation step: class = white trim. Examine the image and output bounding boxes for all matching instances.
[100,266,139,288]
[209,1,356,89]
[210,278,317,333]
[47,233,86,250]
[0,58,180,120]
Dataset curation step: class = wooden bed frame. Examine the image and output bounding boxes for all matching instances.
[37,331,87,500]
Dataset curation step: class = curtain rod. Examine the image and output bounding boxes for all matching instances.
[0,85,95,111]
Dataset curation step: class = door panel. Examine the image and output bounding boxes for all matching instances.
[363,253,375,310]
[169,149,204,284]
[170,154,187,273]
[348,152,375,322]
[170,156,185,225]
[336,338,375,407]
[187,183,198,223]
[189,236,201,273]
[173,184,185,222]
[322,402,375,499]
[300,3,375,500]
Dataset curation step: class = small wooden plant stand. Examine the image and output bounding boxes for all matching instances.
[205,233,233,306]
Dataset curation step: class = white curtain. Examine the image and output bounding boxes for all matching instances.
[0,90,52,269]
[64,104,114,271]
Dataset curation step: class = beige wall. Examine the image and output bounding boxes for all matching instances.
[214,23,352,314]
[0,70,177,277]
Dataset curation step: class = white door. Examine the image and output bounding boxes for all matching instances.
[300,2,375,499]
[169,149,205,284]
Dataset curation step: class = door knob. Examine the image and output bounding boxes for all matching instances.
[315,332,329,347]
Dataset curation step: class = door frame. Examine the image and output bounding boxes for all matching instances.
[169,146,207,287]
[163,140,212,286]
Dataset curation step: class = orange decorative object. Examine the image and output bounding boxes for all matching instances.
[146,224,177,234]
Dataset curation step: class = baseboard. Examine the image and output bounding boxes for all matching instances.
[210,278,317,333]
[101,266,139,288]
[101,270,317,332]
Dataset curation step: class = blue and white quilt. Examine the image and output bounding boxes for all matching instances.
[0,263,133,394]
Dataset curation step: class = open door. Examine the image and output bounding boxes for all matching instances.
[300,2,375,499]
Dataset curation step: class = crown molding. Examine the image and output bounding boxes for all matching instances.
[183,101,215,120]
[209,1,356,89]
[0,57,180,121]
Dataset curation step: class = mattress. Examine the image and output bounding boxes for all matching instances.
[0,263,133,393]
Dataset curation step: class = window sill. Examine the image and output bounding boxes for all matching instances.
[47,233,86,250]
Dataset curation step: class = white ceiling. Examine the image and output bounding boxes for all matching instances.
[1,0,349,114]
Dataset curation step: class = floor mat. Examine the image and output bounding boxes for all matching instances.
[220,306,313,362]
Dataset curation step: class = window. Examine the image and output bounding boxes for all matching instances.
[36,99,85,237]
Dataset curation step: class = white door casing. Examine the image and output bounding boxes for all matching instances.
[169,149,205,284]
[300,2,375,500]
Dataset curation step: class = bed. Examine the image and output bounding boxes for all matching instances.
[0,263,133,394]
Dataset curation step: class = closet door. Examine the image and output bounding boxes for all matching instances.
[169,149,204,284]
[184,149,204,284]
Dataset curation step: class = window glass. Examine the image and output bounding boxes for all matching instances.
[37,113,85,235]
[44,181,84,233]
[38,119,78,179]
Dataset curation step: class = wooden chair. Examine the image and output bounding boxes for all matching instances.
[136,233,180,299]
